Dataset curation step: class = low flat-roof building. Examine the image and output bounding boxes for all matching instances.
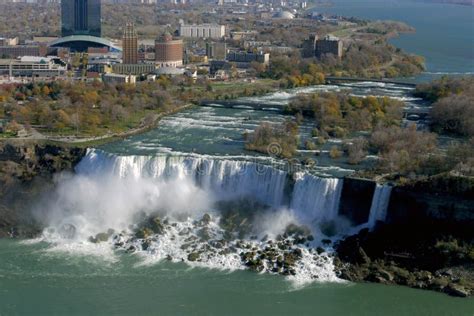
[0,56,66,78]
[103,73,136,85]
[226,51,270,68]
[112,63,156,75]
[0,45,50,59]
[179,23,226,39]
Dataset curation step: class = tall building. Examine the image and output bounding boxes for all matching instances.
[302,34,317,58]
[302,34,343,59]
[61,0,102,37]
[155,33,183,68]
[206,41,227,60]
[122,22,138,64]
[315,35,343,58]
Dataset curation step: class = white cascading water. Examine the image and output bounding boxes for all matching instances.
[77,149,347,221]
[289,172,343,224]
[367,184,392,230]
[76,148,288,208]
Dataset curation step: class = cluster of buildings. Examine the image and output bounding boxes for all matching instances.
[0,0,273,84]
[0,0,346,84]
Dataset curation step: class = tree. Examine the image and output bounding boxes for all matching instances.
[5,120,21,135]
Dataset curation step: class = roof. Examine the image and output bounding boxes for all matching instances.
[49,35,122,52]
[0,57,53,65]
[273,11,295,19]
[20,56,52,63]
[323,34,340,41]
[155,67,185,75]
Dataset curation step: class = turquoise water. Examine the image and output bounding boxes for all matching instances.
[317,0,474,81]
[100,82,425,178]
[1,240,473,315]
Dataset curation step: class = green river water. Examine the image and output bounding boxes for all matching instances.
[1,239,473,315]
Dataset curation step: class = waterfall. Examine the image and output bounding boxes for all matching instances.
[76,149,349,228]
[367,184,392,230]
[290,173,343,223]
[76,149,288,208]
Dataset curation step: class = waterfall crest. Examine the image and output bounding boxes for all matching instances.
[76,149,348,224]
[76,148,288,208]
[290,173,343,223]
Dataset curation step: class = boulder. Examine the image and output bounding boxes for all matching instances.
[445,284,470,297]
[188,252,200,262]
[378,269,394,282]
[200,213,212,225]
[149,217,165,234]
[135,227,154,239]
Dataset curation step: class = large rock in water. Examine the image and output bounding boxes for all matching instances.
[135,227,154,239]
[188,252,200,262]
[148,217,164,234]
[445,284,470,297]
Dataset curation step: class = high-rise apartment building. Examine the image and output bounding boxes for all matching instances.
[302,34,343,59]
[61,0,102,37]
[122,22,138,64]
[315,35,343,58]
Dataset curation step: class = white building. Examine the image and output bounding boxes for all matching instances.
[0,56,66,79]
[179,23,226,39]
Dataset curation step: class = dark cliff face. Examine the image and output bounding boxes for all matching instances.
[335,175,474,297]
[386,176,474,233]
[338,178,376,225]
[0,142,86,179]
[0,141,86,238]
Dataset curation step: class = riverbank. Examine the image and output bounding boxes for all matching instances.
[0,141,86,237]
[335,174,474,297]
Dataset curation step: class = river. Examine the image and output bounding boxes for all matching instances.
[1,239,472,315]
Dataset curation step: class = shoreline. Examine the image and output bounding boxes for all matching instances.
[2,103,195,148]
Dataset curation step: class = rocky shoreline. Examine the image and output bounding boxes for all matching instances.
[0,140,86,237]
[334,224,474,297]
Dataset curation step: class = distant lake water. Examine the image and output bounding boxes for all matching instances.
[316,0,474,81]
